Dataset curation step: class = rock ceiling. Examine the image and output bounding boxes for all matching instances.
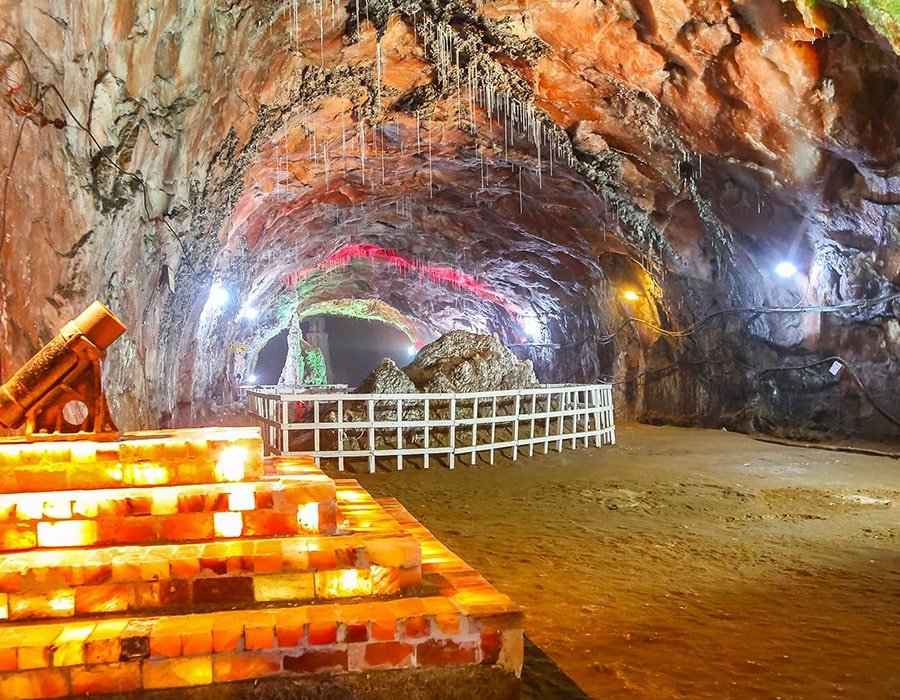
[0,0,897,438]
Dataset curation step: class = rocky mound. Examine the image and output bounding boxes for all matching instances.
[357,331,539,394]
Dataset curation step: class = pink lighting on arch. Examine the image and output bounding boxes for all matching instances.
[285,243,525,320]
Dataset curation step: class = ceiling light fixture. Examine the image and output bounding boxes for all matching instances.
[774,261,797,278]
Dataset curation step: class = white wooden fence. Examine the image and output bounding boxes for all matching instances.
[246,384,615,473]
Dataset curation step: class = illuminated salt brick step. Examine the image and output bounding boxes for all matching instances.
[0,501,522,699]
[0,474,337,552]
[0,530,422,621]
[0,428,268,494]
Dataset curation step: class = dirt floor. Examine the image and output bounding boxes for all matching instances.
[340,423,900,699]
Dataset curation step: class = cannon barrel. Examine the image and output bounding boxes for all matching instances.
[0,301,125,430]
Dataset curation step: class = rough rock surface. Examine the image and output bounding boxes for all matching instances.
[355,357,418,394]
[0,0,897,440]
[402,331,538,393]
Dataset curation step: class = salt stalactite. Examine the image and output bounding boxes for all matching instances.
[341,110,347,175]
[428,137,434,198]
[359,117,367,185]
[518,167,523,213]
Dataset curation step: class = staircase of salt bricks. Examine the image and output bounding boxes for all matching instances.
[0,427,523,699]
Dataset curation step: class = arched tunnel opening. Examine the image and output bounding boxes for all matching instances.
[1,1,899,697]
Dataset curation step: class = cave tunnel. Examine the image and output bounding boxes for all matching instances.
[0,0,899,697]
[1,1,897,441]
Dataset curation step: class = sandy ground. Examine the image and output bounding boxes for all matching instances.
[340,423,900,699]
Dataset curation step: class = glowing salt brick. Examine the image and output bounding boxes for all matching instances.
[101,519,155,545]
[213,511,243,538]
[371,615,397,641]
[365,537,421,568]
[275,610,307,648]
[402,615,431,638]
[242,510,296,537]
[181,616,214,656]
[169,552,201,579]
[74,584,131,614]
[133,581,163,608]
[51,622,95,666]
[122,462,171,486]
[0,668,68,699]
[281,545,309,571]
[37,520,97,548]
[307,549,337,570]
[214,446,248,482]
[120,619,152,660]
[142,655,213,689]
[15,494,45,521]
[228,484,255,511]
[85,619,129,664]
[360,641,415,670]
[0,524,36,550]
[111,559,141,582]
[297,502,319,532]
[315,569,372,600]
[43,499,72,520]
[307,609,338,646]
[0,592,7,619]
[0,646,16,672]
[70,662,142,695]
[250,548,282,574]
[370,565,402,596]
[253,573,315,603]
[283,649,348,674]
[70,442,97,463]
[162,513,213,541]
[16,626,61,669]
[10,589,75,620]
[212,614,244,652]
[0,572,22,593]
[140,557,170,582]
[480,629,502,664]
[150,619,183,658]
[72,496,99,518]
[193,577,254,606]
[244,614,276,650]
[213,651,281,682]
[150,492,179,515]
[415,638,479,667]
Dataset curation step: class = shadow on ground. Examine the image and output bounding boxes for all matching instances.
[522,636,590,699]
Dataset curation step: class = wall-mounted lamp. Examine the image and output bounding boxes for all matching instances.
[622,290,641,302]
[208,283,230,309]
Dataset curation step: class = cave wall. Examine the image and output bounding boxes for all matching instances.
[0,0,897,440]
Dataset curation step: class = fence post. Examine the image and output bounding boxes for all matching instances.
[489,395,497,465]
[471,396,479,465]
[556,390,565,452]
[449,396,457,470]
[367,398,376,474]
[512,392,520,461]
[529,392,537,457]
[313,399,320,466]
[396,398,403,472]
[280,399,289,455]
[593,387,602,447]
[424,398,430,470]
[337,398,345,472]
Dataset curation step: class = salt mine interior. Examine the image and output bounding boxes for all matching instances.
[0,0,898,698]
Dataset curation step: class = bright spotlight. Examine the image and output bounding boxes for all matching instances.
[208,283,230,308]
[246,374,258,384]
[240,306,259,320]
[775,261,797,278]
[407,345,417,357]
[623,290,640,302]
[521,317,542,341]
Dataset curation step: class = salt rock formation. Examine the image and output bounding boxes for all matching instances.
[355,357,418,394]
[358,331,538,394]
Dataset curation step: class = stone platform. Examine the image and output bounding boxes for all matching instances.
[0,428,523,699]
